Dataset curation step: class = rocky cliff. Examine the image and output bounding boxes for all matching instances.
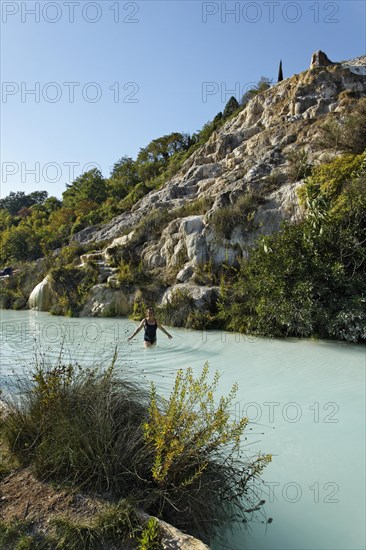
[64,53,366,316]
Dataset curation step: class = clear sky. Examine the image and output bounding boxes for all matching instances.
[1,0,365,199]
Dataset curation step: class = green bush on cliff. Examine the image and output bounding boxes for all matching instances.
[211,191,264,239]
[317,98,366,153]
[48,263,99,316]
[219,152,366,341]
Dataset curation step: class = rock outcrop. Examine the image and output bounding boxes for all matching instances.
[79,284,133,317]
[28,276,53,312]
[310,50,335,68]
[66,53,366,317]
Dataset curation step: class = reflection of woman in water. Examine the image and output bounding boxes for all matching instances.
[128,307,173,348]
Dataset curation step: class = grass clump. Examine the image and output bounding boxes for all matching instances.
[1,360,271,545]
[0,520,54,550]
[316,98,366,154]
[211,192,263,239]
[1,360,150,494]
[51,500,140,550]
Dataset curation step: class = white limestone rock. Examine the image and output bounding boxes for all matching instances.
[161,284,219,309]
[28,276,53,312]
[79,284,132,317]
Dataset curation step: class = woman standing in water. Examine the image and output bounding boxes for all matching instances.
[128,307,173,348]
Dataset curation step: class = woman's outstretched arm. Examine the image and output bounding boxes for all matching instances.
[157,322,173,339]
[128,319,145,341]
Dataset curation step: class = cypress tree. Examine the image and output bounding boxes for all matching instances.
[223,96,239,119]
[278,60,284,82]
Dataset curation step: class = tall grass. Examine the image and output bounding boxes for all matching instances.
[1,359,271,544]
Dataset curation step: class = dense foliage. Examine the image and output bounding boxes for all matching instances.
[219,153,366,341]
[2,79,365,342]
[0,79,272,265]
[1,362,271,544]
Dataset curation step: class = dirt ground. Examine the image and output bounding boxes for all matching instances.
[0,467,140,549]
[0,468,210,550]
[0,468,106,526]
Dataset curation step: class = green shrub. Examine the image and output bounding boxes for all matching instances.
[156,289,195,327]
[219,153,366,340]
[116,260,135,286]
[316,99,366,154]
[300,153,364,203]
[286,149,312,182]
[137,518,163,550]
[48,263,99,316]
[1,361,271,544]
[142,363,271,541]
[211,192,262,239]
[192,258,237,286]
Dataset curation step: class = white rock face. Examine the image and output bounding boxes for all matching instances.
[342,55,366,76]
[79,284,132,317]
[28,277,53,312]
[161,284,219,308]
[105,231,136,261]
[65,54,366,315]
[143,216,208,271]
[73,56,366,250]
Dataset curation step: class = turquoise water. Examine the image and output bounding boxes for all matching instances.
[1,310,365,550]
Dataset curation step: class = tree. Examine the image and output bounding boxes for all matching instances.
[108,156,140,201]
[0,190,48,216]
[278,60,284,82]
[62,168,107,209]
[241,77,272,107]
[0,224,41,262]
[222,96,240,119]
[136,133,191,182]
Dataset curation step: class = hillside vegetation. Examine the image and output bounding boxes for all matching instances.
[1,58,365,341]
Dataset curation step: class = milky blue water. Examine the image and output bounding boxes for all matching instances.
[0,310,365,550]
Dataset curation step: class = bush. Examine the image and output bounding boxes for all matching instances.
[143,363,271,541]
[156,289,195,327]
[218,153,366,340]
[316,99,366,154]
[286,149,312,182]
[211,192,262,239]
[48,263,99,316]
[116,260,135,286]
[137,518,163,550]
[1,361,271,544]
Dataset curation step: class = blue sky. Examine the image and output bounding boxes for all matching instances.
[1,0,365,198]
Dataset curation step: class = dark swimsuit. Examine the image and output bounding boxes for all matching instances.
[144,319,157,344]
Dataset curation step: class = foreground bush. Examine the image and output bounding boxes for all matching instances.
[0,360,271,545]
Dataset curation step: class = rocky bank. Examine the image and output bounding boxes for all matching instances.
[28,52,366,318]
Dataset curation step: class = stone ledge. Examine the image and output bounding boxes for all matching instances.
[139,511,211,550]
